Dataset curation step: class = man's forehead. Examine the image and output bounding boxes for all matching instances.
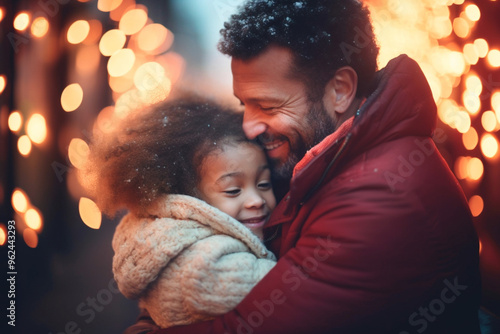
[231,46,295,77]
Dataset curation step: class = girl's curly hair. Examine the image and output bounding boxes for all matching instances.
[80,93,247,217]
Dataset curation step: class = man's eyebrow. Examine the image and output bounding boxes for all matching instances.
[233,94,283,105]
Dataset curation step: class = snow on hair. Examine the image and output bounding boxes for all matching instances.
[79,93,248,217]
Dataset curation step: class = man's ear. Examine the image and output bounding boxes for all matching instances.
[322,66,358,115]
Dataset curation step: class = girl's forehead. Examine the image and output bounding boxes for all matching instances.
[206,141,265,164]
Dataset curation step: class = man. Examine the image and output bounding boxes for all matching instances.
[125,1,481,333]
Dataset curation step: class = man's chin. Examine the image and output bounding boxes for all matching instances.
[270,156,297,183]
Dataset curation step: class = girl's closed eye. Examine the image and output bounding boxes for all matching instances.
[224,188,241,196]
[257,181,272,190]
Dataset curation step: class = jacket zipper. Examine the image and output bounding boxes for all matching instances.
[299,132,352,206]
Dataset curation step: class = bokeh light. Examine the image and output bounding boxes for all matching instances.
[14,12,30,31]
[474,38,489,58]
[25,208,43,231]
[18,135,32,156]
[465,74,482,96]
[31,16,49,38]
[8,111,23,132]
[109,75,134,93]
[481,111,498,132]
[469,195,484,217]
[98,0,123,12]
[463,91,481,115]
[99,29,126,56]
[23,228,38,248]
[487,49,500,68]
[79,197,102,229]
[463,43,479,65]
[0,7,5,23]
[67,20,90,45]
[481,134,499,159]
[0,224,6,246]
[464,4,481,21]
[12,188,29,213]
[467,157,484,180]
[453,17,470,38]
[114,89,144,118]
[61,83,84,112]
[492,91,500,123]
[68,138,90,169]
[0,75,6,94]
[134,62,165,91]
[454,156,469,180]
[107,48,135,77]
[137,24,174,54]
[462,127,478,150]
[119,8,148,35]
[26,113,47,144]
[95,106,116,134]
[109,0,135,21]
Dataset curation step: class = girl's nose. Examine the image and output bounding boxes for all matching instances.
[244,191,266,209]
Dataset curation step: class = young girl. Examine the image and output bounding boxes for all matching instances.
[80,93,277,328]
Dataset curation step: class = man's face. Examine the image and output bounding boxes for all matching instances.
[232,46,336,181]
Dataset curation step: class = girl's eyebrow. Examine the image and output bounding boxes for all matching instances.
[215,172,242,184]
[215,164,270,184]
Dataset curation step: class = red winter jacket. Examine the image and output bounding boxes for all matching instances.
[130,55,481,334]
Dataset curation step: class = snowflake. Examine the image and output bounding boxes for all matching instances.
[294,2,304,9]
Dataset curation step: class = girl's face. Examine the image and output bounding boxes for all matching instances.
[198,142,276,240]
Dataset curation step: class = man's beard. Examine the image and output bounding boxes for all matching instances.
[270,101,336,183]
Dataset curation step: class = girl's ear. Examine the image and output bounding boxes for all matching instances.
[322,66,358,115]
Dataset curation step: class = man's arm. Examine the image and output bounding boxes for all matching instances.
[123,309,159,334]
[127,164,480,333]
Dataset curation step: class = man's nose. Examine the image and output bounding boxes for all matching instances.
[242,109,266,140]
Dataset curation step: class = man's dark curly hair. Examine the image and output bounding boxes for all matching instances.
[81,93,249,217]
[219,0,379,100]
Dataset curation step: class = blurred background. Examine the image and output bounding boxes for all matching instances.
[0,0,499,333]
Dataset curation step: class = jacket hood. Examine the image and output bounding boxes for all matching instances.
[281,55,437,212]
[349,54,437,156]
